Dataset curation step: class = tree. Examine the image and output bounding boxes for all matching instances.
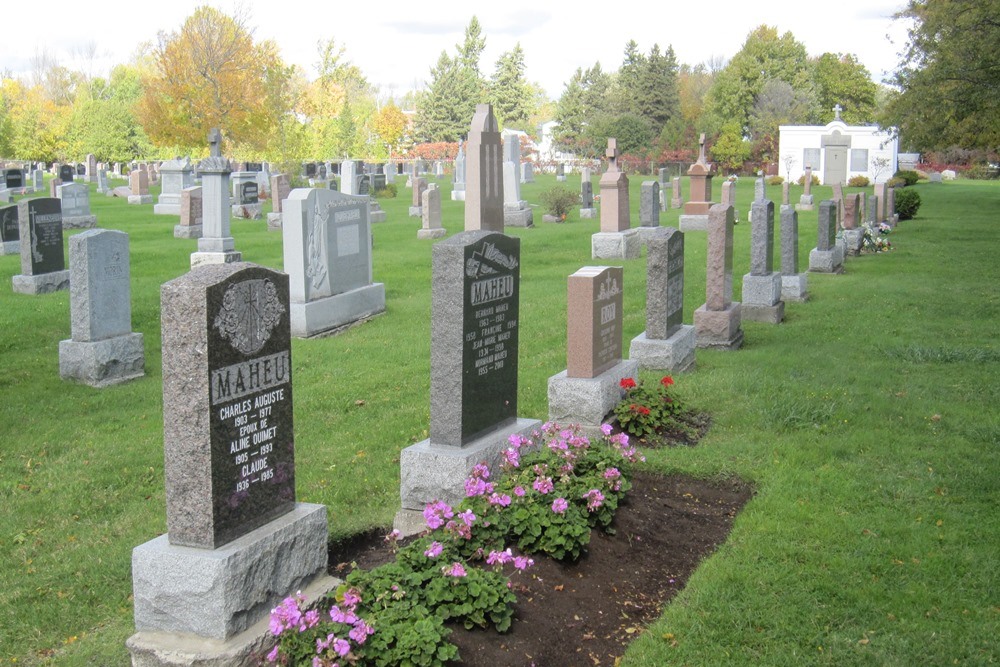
[881,0,1000,150]
[414,19,488,142]
[614,40,646,116]
[811,53,878,124]
[748,79,818,165]
[373,102,407,156]
[710,120,751,173]
[488,43,533,128]
[553,63,613,155]
[637,44,681,139]
[302,38,374,159]
[139,6,293,151]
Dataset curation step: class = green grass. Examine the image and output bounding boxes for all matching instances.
[1,174,997,665]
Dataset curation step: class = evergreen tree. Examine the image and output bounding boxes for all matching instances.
[615,40,646,116]
[414,51,480,142]
[637,44,681,138]
[488,43,533,128]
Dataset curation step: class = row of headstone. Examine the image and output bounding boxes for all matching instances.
[592,139,640,259]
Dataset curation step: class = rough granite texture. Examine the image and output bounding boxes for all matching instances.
[704,204,735,312]
[780,205,800,275]
[547,359,640,435]
[503,206,533,227]
[781,273,809,302]
[678,214,708,231]
[591,229,641,260]
[842,228,865,256]
[127,195,153,205]
[69,229,131,341]
[580,208,596,219]
[741,272,783,308]
[131,504,330,640]
[645,227,684,340]
[289,284,386,338]
[694,304,744,350]
[58,333,145,386]
[816,200,837,251]
[465,105,504,232]
[421,185,442,232]
[628,326,696,373]
[749,200,775,276]
[12,271,69,294]
[61,215,97,229]
[808,247,845,273]
[640,181,660,227]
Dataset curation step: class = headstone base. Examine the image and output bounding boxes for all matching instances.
[796,195,814,212]
[409,206,422,217]
[396,417,542,522]
[417,228,447,240]
[679,214,708,231]
[504,207,534,228]
[12,270,70,295]
[266,213,282,231]
[591,229,641,260]
[59,332,145,387]
[451,191,466,201]
[542,214,562,223]
[231,204,263,220]
[0,240,19,256]
[628,326,697,373]
[547,359,640,439]
[671,198,683,209]
[637,226,663,243]
[694,303,744,350]
[290,283,386,338]
[174,224,203,239]
[370,210,387,223]
[190,251,243,268]
[842,228,865,256]
[781,273,809,302]
[580,207,596,219]
[128,505,337,667]
[153,204,181,216]
[62,215,97,229]
[556,175,566,182]
[741,273,784,323]
[808,247,844,273]
[742,300,785,324]
[128,195,153,205]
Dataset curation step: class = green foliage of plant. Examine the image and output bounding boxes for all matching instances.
[506,496,591,561]
[894,169,920,186]
[614,376,684,439]
[847,175,870,187]
[374,182,398,199]
[886,176,906,188]
[796,173,820,186]
[895,187,921,219]
[765,175,784,185]
[359,603,459,667]
[538,186,578,219]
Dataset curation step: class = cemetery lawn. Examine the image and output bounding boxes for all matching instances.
[1,176,998,666]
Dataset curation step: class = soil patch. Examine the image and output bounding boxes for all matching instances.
[329,471,752,666]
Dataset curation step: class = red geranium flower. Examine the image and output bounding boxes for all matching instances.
[620,378,637,389]
[661,376,674,387]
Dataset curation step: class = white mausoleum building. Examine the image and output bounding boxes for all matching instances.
[778,105,898,184]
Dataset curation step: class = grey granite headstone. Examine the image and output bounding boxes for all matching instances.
[192,133,241,267]
[418,184,446,239]
[59,229,144,386]
[780,205,808,301]
[282,188,385,337]
[742,199,784,323]
[581,180,594,208]
[57,182,97,229]
[154,157,194,215]
[465,104,504,232]
[693,204,742,349]
[754,175,766,202]
[640,181,660,227]
[452,143,466,201]
[13,197,69,294]
[671,176,683,209]
[0,203,19,255]
[808,200,844,273]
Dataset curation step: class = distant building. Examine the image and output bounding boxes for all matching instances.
[535,120,574,162]
[778,105,898,184]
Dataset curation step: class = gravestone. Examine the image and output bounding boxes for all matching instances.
[267,173,291,230]
[174,186,204,239]
[340,161,358,196]
[502,132,533,227]
[77,163,86,177]
[57,182,97,229]
[832,182,845,226]
[887,186,898,224]
[154,157,194,215]
[86,154,97,183]
[841,193,864,255]
[128,170,152,205]
[231,172,262,219]
[720,180,739,223]
[12,198,70,294]
[693,204,743,349]
[128,262,334,666]
[629,226,696,372]
[396,230,540,532]
[59,164,75,183]
[658,168,669,210]
[671,176,683,209]
[741,199,785,324]
[465,104,504,232]
[4,169,25,191]
[409,176,427,217]
[681,133,715,231]
[452,144,467,201]
[0,203,19,255]
[796,165,815,211]
[928,171,943,183]
[96,169,109,194]
[874,182,887,222]
[556,163,566,181]
[0,188,8,203]
[808,200,844,273]
[638,181,661,240]
[520,161,534,184]
[580,170,596,219]
[418,183,446,239]
[59,229,144,386]
[191,128,242,267]
[782,182,790,206]
[282,188,385,337]
[754,175,766,201]
[592,138,640,259]
[549,266,639,435]
[33,169,44,191]
[866,195,878,225]
[780,205,808,302]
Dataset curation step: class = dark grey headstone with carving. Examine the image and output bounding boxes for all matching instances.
[19,198,64,275]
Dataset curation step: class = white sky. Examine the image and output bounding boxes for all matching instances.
[3,0,911,103]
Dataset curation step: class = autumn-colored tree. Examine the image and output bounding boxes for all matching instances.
[373,102,407,156]
[140,6,292,152]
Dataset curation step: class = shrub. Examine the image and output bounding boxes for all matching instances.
[539,186,578,220]
[895,188,921,220]
[893,170,920,186]
[614,376,685,439]
[797,173,820,186]
[847,175,870,187]
[766,175,784,185]
[886,177,906,188]
[374,182,397,198]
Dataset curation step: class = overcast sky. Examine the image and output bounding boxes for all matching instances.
[4,0,911,102]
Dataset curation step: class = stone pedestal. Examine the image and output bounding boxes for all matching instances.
[231,203,262,220]
[796,195,814,212]
[694,303,743,350]
[781,274,809,302]
[580,207,596,219]
[191,250,242,267]
[741,273,785,324]
[808,247,844,273]
[12,270,70,294]
[503,204,533,227]
[548,360,640,439]
[628,325,696,373]
[842,228,865,256]
[62,215,98,229]
[637,226,663,244]
[174,224,203,239]
[409,205,422,217]
[59,332,145,387]
[153,198,181,216]
[127,503,337,667]
[417,227,447,240]
[396,418,542,532]
[591,229,641,260]
[679,214,708,231]
[369,208,387,223]
[1,240,18,256]
[128,195,153,205]
[289,283,386,338]
[266,213,282,231]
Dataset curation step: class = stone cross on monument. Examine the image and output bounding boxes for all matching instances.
[833,104,843,122]
[605,138,620,172]
[696,133,707,165]
[208,128,222,158]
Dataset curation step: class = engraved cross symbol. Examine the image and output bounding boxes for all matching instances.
[208,128,223,157]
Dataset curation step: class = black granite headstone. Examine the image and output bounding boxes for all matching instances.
[76,163,86,176]
[245,162,262,172]
[357,175,370,196]
[0,204,18,242]
[239,181,259,205]
[206,266,294,546]
[304,163,316,178]
[59,165,75,182]
[581,181,593,208]
[22,198,64,273]
[372,174,387,192]
[4,169,24,189]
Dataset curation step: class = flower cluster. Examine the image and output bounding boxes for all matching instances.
[267,589,373,666]
[862,222,893,253]
[613,375,685,439]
